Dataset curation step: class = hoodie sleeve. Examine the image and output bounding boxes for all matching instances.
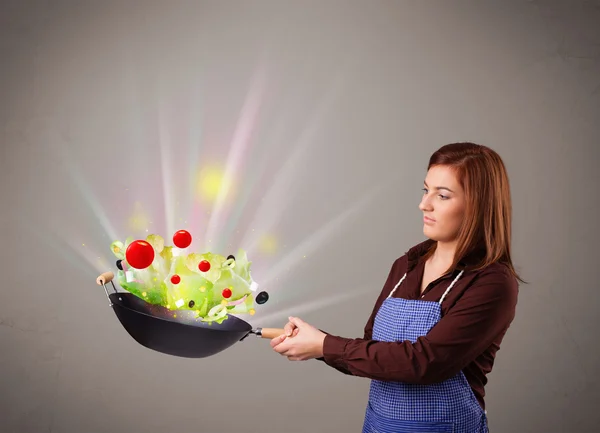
[315,258,404,374]
[319,265,518,384]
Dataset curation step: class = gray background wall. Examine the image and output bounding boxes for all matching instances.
[1,1,599,432]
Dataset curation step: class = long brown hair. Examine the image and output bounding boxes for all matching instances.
[424,142,524,283]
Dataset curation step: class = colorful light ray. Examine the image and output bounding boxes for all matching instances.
[42,52,393,325]
[251,287,371,328]
[258,179,392,288]
[237,74,347,257]
[203,63,267,253]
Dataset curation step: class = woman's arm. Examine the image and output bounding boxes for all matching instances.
[314,258,404,373]
[320,266,519,384]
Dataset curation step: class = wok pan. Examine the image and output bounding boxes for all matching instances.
[96,272,284,358]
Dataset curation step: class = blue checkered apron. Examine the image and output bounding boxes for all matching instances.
[362,271,489,433]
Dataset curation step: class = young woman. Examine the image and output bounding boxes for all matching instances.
[270,142,521,433]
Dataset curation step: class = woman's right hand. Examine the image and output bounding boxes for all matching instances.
[270,317,300,350]
[284,317,300,337]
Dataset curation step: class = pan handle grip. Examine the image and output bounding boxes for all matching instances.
[96,271,118,304]
[255,328,286,339]
[96,271,114,285]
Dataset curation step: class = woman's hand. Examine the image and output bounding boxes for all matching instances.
[283,318,299,338]
[270,316,326,361]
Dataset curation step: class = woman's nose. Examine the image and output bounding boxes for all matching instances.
[419,195,432,211]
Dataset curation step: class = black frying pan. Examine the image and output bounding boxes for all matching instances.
[96,272,284,358]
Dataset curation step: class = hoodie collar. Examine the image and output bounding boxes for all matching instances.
[406,238,486,272]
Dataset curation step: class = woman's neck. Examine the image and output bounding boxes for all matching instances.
[430,241,457,269]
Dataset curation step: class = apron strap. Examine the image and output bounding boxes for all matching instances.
[438,270,464,305]
[386,269,464,303]
[386,273,407,298]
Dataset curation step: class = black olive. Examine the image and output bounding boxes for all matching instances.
[227,255,235,261]
[116,260,123,270]
[188,300,195,308]
[256,291,269,304]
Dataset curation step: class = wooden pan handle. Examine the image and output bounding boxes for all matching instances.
[258,328,286,339]
[96,271,114,286]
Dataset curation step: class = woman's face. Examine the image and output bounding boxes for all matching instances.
[419,165,467,243]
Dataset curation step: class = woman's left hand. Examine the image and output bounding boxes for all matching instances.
[270,316,326,361]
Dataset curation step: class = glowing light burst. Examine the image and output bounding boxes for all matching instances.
[217,119,289,251]
[238,73,348,257]
[73,239,111,274]
[53,138,120,244]
[33,134,123,276]
[251,287,371,328]
[158,109,177,238]
[185,87,205,238]
[36,48,392,329]
[196,165,235,205]
[28,220,106,276]
[128,201,151,232]
[257,233,278,255]
[258,178,392,288]
[204,63,267,253]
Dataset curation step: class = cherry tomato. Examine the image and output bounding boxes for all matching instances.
[198,260,211,272]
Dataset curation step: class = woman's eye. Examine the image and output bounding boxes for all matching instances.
[439,194,448,200]
[422,188,428,194]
